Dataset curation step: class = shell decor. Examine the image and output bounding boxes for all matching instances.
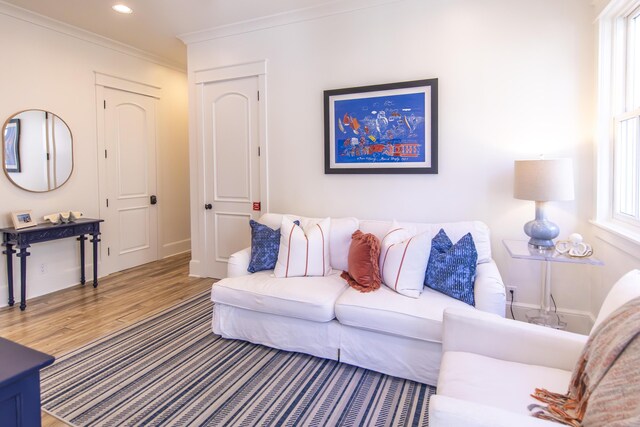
[43,211,83,225]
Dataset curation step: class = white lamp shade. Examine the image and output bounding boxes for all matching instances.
[514,159,575,201]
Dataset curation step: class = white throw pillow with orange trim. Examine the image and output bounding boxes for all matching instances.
[379,224,430,298]
[378,222,411,269]
[274,217,331,278]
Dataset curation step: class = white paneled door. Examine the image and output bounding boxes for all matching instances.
[202,76,261,278]
[103,87,158,271]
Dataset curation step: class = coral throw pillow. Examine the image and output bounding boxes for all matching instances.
[341,230,381,292]
[425,228,478,306]
[379,226,430,298]
[274,217,331,277]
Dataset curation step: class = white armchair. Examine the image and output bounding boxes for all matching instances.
[429,270,640,427]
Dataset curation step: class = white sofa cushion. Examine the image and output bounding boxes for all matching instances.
[335,285,473,343]
[257,213,358,272]
[329,217,359,271]
[212,271,348,322]
[437,351,571,416]
[257,213,490,269]
[360,220,492,264]
[274,217,331,277]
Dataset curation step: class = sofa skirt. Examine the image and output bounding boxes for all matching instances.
[339,325,441,386]
[213,303,441,385]
[213,303,341,360]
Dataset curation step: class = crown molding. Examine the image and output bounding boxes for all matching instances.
[95,72,162,98]
[178,0,406,45]
[0,0,186,72]
[595,0,638,20]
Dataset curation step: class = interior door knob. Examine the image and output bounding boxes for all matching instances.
[204,203,212,210]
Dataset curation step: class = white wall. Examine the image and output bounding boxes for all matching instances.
[0,9,190,306]
[187,0,600,328]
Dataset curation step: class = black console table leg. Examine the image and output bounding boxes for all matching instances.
[78,235,87,285]
[90,233,100,288]
[3,243,14,306]
[16,246,30,311]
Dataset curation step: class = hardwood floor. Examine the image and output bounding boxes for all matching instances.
[0,252,215,427]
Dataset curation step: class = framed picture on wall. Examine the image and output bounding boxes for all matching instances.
[11,210,37,230]
[324,79,438,174]
[4,118,21,173]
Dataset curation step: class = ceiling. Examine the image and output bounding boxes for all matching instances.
[1,0,340,69]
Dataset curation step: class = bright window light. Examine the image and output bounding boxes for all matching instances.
[112,4,133,14]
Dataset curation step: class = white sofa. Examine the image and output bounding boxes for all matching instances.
[429,269,640,426]
[211,213,506,385]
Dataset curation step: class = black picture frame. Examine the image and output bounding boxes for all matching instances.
[4,118,21,173]
[324,79,438,174]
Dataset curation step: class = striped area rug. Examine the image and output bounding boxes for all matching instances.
[41,291,435,426]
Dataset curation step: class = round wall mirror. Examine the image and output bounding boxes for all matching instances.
[2,110,73,192]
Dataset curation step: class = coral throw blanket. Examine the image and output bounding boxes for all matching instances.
[529,296,640,426]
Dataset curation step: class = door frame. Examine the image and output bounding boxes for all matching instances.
[189,60,268,278]
[95,72,162,276]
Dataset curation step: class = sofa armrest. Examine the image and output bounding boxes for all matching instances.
[442,308,587,371]
[474,260,506,316]
[227,247,252,278]
[429,395,554,427]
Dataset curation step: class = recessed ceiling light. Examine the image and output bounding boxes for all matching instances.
[112,4,133,14]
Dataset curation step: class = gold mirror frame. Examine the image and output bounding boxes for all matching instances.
[2,109,74,193]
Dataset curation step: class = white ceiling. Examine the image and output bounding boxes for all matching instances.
[0,0,340,69]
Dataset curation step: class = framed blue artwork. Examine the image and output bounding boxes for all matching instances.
[324,79,438,174]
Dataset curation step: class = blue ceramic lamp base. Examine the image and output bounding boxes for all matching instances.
[524,201,559,249]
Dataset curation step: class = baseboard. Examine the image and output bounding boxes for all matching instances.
[161,239,191,259]
[505,302,594,335]
[189,259,203,278]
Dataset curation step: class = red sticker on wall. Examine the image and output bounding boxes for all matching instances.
[252,202,261,211]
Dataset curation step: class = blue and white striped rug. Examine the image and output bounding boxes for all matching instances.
[41,291,435,426]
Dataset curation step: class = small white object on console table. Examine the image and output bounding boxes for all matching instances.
[503,239,604,330]
[211,213,506,386]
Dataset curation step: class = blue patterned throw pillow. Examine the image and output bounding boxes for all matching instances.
[247,220,280,273]
[247,219,299,273]
[424,229,478,306]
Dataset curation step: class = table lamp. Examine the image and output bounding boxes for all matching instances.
[514,158,574,249]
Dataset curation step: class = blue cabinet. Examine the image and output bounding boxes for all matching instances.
[0,338,54,427]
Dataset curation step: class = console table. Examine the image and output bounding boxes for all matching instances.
[0,337,54,427]
[1,218,103,311]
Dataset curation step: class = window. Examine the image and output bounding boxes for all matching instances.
[597,0,640,238]
[614,6,640,225]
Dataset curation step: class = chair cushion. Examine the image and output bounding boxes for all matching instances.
[335,285,473,342]
[437,351,571,416]
[211,271,348,322]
